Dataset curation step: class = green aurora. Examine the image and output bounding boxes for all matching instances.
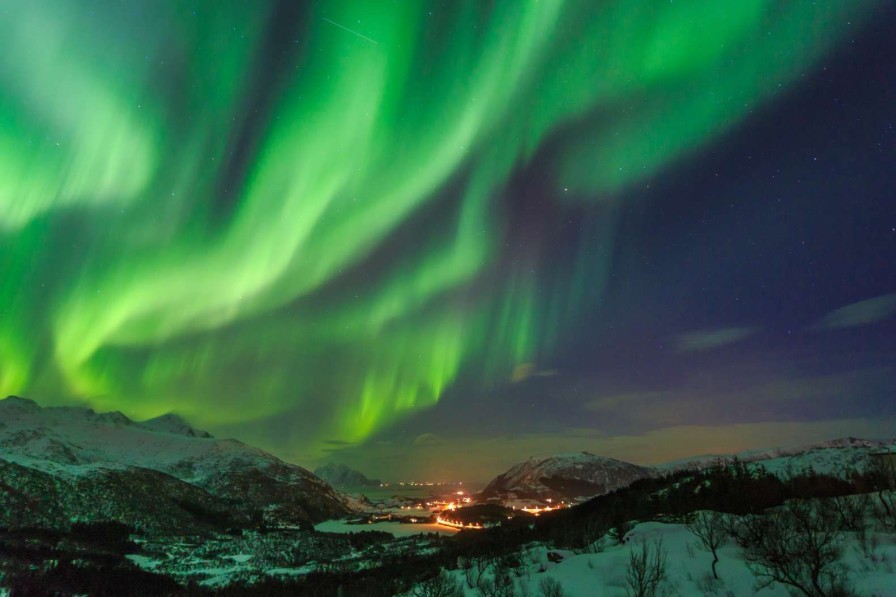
[0,1,874,452]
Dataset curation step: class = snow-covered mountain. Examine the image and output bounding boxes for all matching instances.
[477,437,896,506]
[0,395,347,532]
[659,436,896,477]
[479,452,654,503]
[314,462,381,488]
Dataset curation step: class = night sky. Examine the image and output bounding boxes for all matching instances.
[1,1,894,483]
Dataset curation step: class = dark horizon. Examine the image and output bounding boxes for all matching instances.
[4,393,894,489]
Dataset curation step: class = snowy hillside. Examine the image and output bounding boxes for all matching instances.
[480,452,653,503]
[418,519,896,596]
[660,436,896,477]
[0,395,347,530]
[1,395,268,479]
[478,439,896,506]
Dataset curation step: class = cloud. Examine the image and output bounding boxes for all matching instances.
[564,360,896,438]
[413,432,443,446]
[675,327,756,353]
[812,294,896,330]
[510,363,558,383]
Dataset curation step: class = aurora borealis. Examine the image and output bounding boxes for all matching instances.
[2,1,895,479]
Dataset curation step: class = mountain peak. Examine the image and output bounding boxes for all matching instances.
[139,413,212,438]
[314,462,381,488]
[1,395,40,411]
[481,452,653,503]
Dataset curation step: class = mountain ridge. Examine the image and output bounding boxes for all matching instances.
[0,395,348,533]
[314,462,382,488]
[479,451,653,503]
[658,435,896,477]
[479,437,896,505]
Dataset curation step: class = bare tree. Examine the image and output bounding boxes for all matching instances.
[412,569,464,597]
[829,494,871,554]
[866,454,896,490]
[520,543,542,572]
[579,516,607,552]
[731,499,852,597]
[610,520,634,545]
[476,562,514,597]
[465,556,490,590]
[866,455,896,532]
[538,576,566,597]
[686,510,726,580]
[625,537,667,597]
[871,490,896,532]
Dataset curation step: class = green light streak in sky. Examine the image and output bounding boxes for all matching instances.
[0,1,872,450]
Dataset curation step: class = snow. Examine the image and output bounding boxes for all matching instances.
[139,413,211,438]
[266,566,316,577]
[429,520,896,596]
[5,396,894,593]
[196,565,251,587]
[125,554,162,570]
[0,396,311,485]
[315,519,458,537]
[482,452,651,502]
[660,437,896,477]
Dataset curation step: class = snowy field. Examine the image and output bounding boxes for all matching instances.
[421,520,896,596]
[315,519,458,537]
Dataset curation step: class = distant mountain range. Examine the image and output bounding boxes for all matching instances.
[3,394,893,532]
[0,396,348,533]
[659,436,896,476]
[314,462,381,488]
[479,437,896,505]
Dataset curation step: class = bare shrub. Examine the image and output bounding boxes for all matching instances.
[538,576,566,597]
[866,455,896,532]
[829,494,871,554]
[464,566,476,589]
[871,490,896,532]
[501,553,524,578]
[412,569,464,597]
[686,510,726,580]
[580,516,608,550]
[720,512,742,539]
[829,495,867,532]
[695,573,725,596]
[476,557,514,597]
[731,499,853,597]
[520,544,542,572]
[465,557,489,589]
[457,555,472,572]
[626,537,667,597]
[583,539,605,554]
[866,454,896,490]
[610,520,634,545]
